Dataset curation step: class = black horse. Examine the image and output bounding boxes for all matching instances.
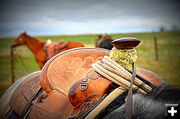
[97,83,180,119]
[96,34,113,50]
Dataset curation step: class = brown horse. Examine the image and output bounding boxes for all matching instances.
[12,32,84,69]
[95,34,113,50]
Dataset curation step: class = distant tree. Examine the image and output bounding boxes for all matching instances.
[160,26,165,32]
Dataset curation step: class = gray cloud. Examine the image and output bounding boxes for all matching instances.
[0,0,179,37]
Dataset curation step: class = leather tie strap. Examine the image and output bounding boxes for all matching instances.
[20,88,43,119]
[125,63,136,119]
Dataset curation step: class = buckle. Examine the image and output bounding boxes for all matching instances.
[80,83,88,91]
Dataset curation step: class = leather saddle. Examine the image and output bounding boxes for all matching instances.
[44,40,67,60]
[6,47,163,119]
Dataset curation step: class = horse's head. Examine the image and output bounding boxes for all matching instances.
[12,32,27,47]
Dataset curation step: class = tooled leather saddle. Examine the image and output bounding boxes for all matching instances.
[1,47,163,119]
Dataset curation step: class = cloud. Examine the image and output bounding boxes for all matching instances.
[0,0,179,37]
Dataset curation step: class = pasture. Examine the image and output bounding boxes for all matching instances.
[0,31,180,96]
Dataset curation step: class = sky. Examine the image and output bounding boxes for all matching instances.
[0,0,180,37]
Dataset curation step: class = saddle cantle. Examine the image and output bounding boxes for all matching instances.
[41,47,110,94]
[7,47,163,119]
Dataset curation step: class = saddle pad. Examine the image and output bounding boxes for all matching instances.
[40,48,110,94]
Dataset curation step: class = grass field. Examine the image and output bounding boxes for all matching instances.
[0,31,180,96]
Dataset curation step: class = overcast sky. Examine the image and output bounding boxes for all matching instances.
[0,0,179,37]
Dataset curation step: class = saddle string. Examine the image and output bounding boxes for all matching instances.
[20,88,44,119]
[125,63,136,119]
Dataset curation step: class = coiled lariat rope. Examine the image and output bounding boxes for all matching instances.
[85,51,152,119]
[93,56,152,92]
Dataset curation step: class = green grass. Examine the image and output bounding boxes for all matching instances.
[0,31,180,96]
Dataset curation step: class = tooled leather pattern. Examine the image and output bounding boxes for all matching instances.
[68,71,114,117]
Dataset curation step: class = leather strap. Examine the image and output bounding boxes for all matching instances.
[125,63,136,119]
[20,88,43,119]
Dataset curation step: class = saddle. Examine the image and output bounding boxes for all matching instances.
[44,40,67,60]
[7,47,163,119]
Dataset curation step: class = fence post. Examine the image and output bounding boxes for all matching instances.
[10,47,15,84]
[154,36,159,61]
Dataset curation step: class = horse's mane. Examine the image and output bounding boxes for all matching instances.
[97,83,180,119]
[24,33,45,46]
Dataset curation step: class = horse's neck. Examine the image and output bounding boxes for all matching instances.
[25,36,45,54]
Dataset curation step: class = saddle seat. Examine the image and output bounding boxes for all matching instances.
[9,47,163,119]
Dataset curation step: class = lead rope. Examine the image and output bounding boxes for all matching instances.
[125,63,136,119]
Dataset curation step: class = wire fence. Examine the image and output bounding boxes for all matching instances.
[10,46,39,83]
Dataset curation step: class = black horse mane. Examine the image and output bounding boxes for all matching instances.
[146,83,180,103]
[96,83,180,119]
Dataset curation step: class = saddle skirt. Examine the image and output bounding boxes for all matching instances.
[7,47,163,119]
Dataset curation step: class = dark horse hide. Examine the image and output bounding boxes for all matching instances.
[99,39,113,50]
[96,83,180,119]
[96,35,113,50]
